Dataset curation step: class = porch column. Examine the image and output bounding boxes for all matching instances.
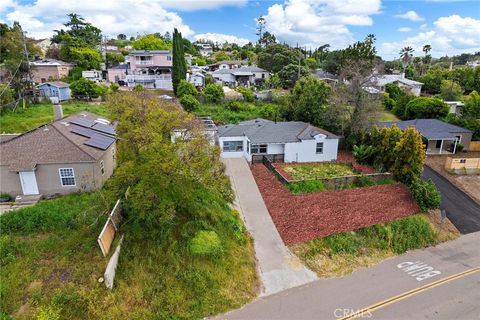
[452,139,458,154]
[439,139,444,154]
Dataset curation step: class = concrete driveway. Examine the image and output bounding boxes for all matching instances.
[422,166,480,234]
[223,158,317,297]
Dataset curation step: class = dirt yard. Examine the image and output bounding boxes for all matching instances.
[425,152,480,204]
[251,164,419,245]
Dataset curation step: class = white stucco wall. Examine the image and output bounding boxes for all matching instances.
[284,135,338,163]
[267,143,285,154]
[218,136,247,159]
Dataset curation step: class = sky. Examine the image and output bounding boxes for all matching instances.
[1,0,479,60]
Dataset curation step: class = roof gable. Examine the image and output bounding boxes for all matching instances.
[378,119,471,139]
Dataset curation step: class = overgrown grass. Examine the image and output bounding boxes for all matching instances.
[283,163,356,180]
[287,176,395,194]
[379,111,399,122]
[290,214,457,278]
[0,193,257,319]
[0,101,111,133]
[193,101,279,124]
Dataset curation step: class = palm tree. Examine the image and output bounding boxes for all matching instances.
[399,46,414,74]
[421,44,432,75]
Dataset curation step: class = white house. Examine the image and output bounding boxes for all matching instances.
[217,119,339,163]
[445,101,465,115]
[212,66,270,87]
[82,70,103,82]
[188,73,205,88]
[369,74,423,96]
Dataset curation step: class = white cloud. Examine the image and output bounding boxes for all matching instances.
[394,10,424,22]
[381,15,480,59]
[263,0,381,49]
[194,32,250,46]
[159,0,247,11]
[397,27,412,32]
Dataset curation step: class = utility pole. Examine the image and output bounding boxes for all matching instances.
[21,26,32,108]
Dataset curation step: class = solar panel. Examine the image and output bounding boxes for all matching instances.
[71,126,96,138]
[84,133,115,150]
[92,122,116,136]
[70,117,96,128]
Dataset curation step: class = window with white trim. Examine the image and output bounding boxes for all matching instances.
[223,141,243,152]
[316,142,324,154]
[100,160,105,176]
[59,168,75,186]
[251,144,267,154]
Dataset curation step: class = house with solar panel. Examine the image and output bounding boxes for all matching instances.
[0,105,117,198]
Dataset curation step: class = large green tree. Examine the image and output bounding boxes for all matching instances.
[132,34,171,50]
[257,44,303,73]
[391,127,426,184]
[404,97,449,119]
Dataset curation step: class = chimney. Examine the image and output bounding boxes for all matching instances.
[53,104,63,121]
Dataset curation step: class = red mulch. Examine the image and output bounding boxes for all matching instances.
[251,164,420,245]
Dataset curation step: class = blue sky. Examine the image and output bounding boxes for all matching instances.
[1,0,479,59]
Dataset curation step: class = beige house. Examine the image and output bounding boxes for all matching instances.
[0,107,117,197]
[30,59,74,83]
[123,50,173,89]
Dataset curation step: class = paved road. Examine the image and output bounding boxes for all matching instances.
[223,158,317,297]
[422,166,480,234]
[216,232,480,319]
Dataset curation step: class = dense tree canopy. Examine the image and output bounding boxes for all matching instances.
[404,97,449,119]
[257,44,303,73]
[132,34,171,50]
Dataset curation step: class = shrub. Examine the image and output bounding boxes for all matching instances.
[353,144,374,164]
[238,87,255,102]
[132,84,144,92]
[404,97,449,119]
[203,84,225,103]
[383,93,396,110]
[110,83,119,92]
[225,100,242,112]
[177,79,198,98]
[409,179,441,212]
[189,230,222,257]
[180,94,200,112]
[69,78,101,98]
[385,83,403,101]
[455,143,464,153]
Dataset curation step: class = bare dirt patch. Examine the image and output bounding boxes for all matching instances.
[251,164,419,245]
[425,153,480,204]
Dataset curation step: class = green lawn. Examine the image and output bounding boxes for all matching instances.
[379,111,399,122]
[0,191,258,319]
[0,101,111,133]
[283,163,356,180]
[193,102,279,124]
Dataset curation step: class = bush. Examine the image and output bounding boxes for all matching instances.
[180,94,200,112]
[353,144,374,164]
[225,100,242,112]
[404,97,449,119]
[132,84,144,92]
[383,93,396,110]
[177,79,198,98]
[238,87,255,102]
[110,83,119,92]
[409,179,441,212]
[189,230,222,257]
[203,84,224,103]
[69,78,102,98]
[455,143,464,153]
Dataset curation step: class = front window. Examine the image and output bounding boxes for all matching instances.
[316,142,324,154]
[59,168,75,186]
[223,141,243,152]
[251,144,267,154]
[167,55,172,61]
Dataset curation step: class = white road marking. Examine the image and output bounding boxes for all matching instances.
[397,261,441,281]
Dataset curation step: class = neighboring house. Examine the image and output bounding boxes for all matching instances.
[0,107,117,197]
[313,69,339,84]
[466,60,480,69]
[369,74,423,96]
[123,50,173,89]
[185,54,193,66]
[171,117,217,145]
[197,43,213,57]
[217,118,339,163]
[212,65,270,86]
[107,63,128,84]
[30,59,74,83]
[445,101,465,115]
[188,73,205,88]
[379,119,472,154]
[209,60,244,71]
[37,82,71,103]
[82,70,103,82]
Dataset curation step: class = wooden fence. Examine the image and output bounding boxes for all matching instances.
[445,157,480,174]
[98,199,123,257]
[469,141,480,151]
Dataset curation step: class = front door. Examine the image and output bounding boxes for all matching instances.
[19,171,39,195]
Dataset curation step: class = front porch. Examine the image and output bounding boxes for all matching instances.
[426,138,458,155]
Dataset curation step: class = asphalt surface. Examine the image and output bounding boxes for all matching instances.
[223,158,317,296]
[215,232,480,320]
[422,166,480,234]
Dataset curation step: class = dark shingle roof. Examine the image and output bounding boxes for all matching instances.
[378,119,471,140]
[218,118,338,144]
[0,112,116,171]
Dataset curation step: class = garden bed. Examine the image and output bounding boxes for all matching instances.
[251,164,420,245]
